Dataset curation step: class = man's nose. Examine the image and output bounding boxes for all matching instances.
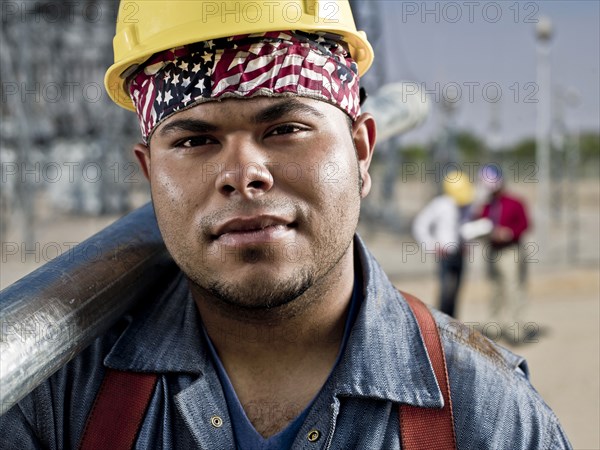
[215,139,274,198]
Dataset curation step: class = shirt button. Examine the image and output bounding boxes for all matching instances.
[210,415,223,428]
[307,430,321,442]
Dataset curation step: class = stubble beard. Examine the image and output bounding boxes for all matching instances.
[204,263,314,312]
[186,232,354,321]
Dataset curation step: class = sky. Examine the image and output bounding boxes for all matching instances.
[362,0,600,145]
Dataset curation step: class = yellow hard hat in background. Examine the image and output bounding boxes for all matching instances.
[105,0,374,111]
[443,171,475,207]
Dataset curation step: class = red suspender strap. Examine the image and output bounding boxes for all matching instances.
[79,369,158,450]
[399,291,457,450]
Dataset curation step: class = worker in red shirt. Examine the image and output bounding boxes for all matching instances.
[477,164,531,344]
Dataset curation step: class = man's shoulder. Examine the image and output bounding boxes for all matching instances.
[0,269,193,447]
[428,308,571,449]
[432,309,524,372]
[0,316,129,448]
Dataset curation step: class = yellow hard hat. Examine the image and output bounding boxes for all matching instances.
[105,0,374,111]
[443,171,474,206]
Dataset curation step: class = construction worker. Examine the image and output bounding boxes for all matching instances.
[412,171,478,317]
[476,164,532,343]
[0,1,570,448]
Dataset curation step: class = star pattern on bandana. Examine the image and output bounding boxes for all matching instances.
[147,47,216,130]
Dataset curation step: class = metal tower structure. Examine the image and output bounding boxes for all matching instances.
[350,0,407,231]
[349,0,387,94]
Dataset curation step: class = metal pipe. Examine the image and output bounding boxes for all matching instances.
[0,203,176,415]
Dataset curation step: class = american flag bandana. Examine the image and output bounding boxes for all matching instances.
[128,31,361,142]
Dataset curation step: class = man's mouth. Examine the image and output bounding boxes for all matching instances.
[212,216,297,246]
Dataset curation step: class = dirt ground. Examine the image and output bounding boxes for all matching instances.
[1,180,599,449]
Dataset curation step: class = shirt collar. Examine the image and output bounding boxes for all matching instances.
[331,235,444,408]
[104,236,443,408]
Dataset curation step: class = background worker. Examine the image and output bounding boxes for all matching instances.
[0,2,569,449]
[412,171,477,317]
[476,164,531,341]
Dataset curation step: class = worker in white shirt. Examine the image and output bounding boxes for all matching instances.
[412,171,478,317]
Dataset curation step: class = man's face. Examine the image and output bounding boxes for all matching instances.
[135,97,375,312]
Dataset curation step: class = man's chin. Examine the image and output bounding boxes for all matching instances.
[189,266,315,316]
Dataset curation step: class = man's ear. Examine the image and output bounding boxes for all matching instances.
[352,112,377,198]
[133,143,151,180]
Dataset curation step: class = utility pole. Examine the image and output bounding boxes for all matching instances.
[562,88,581,264]
[487,101,503,163]
[535,17,554,260]
[433,94,459,189]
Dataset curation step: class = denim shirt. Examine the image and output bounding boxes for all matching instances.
[0,236,572,449]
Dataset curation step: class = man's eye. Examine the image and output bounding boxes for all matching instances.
[174,136,216,148]
[268,124,306,136]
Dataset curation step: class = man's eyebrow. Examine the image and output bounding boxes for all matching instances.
[254,99,326,123]
[156,100,324,137]
[157,119,218,137]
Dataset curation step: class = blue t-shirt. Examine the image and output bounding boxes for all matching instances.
[203,279,362,450]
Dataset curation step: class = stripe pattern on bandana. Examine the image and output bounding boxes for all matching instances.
[128,31,361,142]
